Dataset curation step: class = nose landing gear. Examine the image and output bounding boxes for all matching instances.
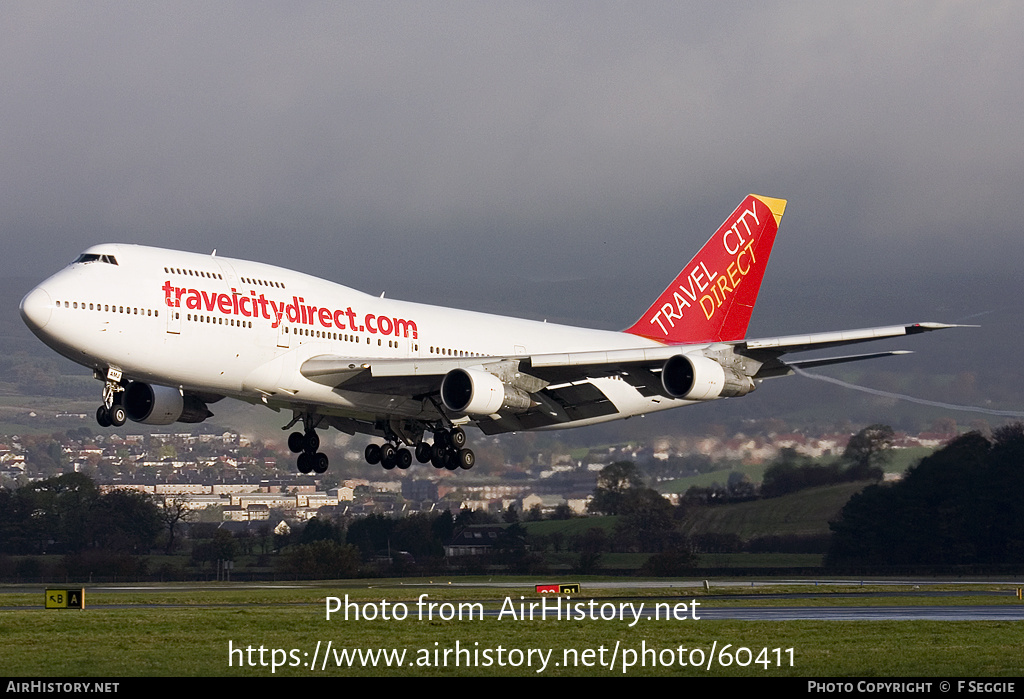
[95,368,126,427]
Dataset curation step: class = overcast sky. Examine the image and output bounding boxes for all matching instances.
[3,2,1021,332]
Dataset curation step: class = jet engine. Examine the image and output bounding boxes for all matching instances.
[123,382,212,425]
[660,354,755,401]
[440,368,532,416]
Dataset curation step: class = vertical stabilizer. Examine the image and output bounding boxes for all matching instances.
[624,194,786,344]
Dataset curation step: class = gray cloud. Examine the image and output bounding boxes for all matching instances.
[2,2,1022,325]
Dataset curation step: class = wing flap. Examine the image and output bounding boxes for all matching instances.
[754,350,915,379]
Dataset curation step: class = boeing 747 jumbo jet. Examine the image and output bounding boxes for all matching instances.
[20,195,960,474]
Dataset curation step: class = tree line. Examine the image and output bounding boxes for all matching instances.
[827,424,1024,569]
[0,473,161,556]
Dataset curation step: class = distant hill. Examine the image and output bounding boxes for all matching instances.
[679,481,870,540]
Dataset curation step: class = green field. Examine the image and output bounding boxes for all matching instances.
[2,580,1021,677]
[679,482,869,539]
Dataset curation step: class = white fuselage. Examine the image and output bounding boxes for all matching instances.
[20,243,688,428]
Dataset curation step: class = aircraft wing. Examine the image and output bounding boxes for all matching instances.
[298,321,965,433]
[737,322,969,378]
[740,322,962,354]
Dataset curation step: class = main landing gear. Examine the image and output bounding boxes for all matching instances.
[286,414,330,475]
[364,427,475,471]
[288,429,329,474]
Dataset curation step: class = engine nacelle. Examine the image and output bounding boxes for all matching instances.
[124,382,212,425]
[440,368,532,416]
[660,354,755,401]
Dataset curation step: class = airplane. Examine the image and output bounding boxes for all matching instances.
[19,194,962,474]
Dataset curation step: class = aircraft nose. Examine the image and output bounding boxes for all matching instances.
[20,286,53,331]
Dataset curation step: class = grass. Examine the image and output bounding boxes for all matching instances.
[659,462,768,494]
[522,516,620,537]
[2,580,1022,676]
[679,482,869,539]
[885,446,935,473]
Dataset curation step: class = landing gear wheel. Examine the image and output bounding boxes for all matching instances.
[312,452,329,474]
[432,442,448,461]
[380,444,397,470]
[297,452,313,474]
[303,431,320,453]
[450,427,467,448]
[397,448,412,470]
[364,444,381,465]
[288,432,305,453]
[444,454,459,471]
[96,406,112,428]
[415,442,432,463]
[458,448,475,470]
[110,406,126,427]
[431,451,446,469]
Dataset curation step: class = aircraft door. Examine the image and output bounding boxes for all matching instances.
[166,306,181,334]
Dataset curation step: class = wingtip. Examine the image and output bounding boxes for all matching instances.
[909,322,979,331]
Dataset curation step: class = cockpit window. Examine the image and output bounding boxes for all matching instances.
[74,253,118,265]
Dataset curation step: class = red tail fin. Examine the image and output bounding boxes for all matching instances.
[624,194,786,344]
